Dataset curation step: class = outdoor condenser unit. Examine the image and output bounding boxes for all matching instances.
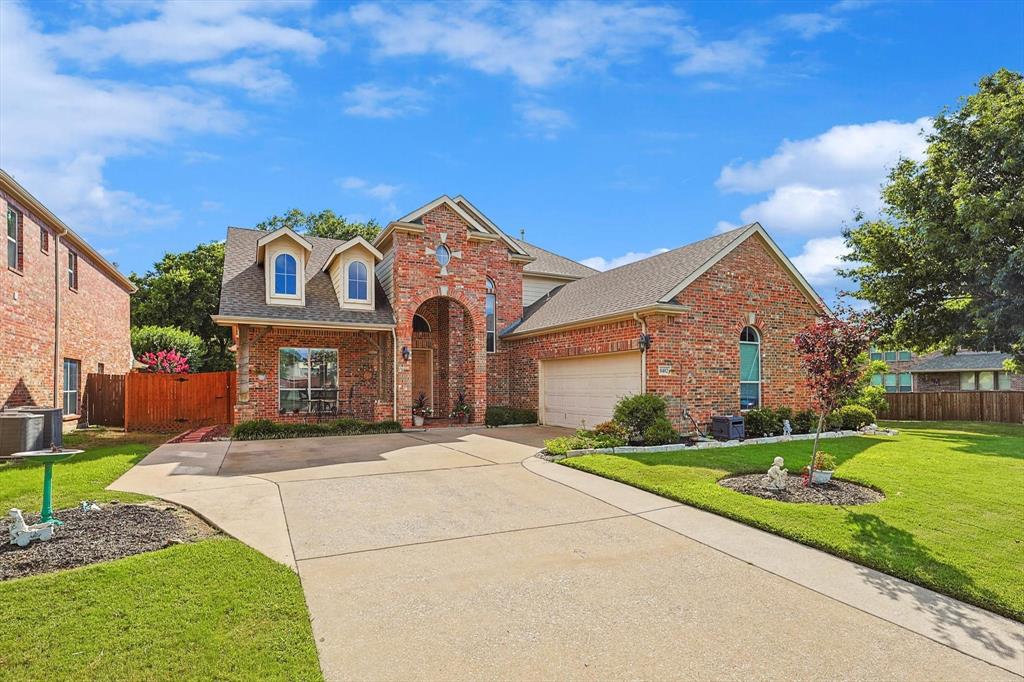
[0,412,45,457]
[9,406,64,449]
[711,415,745,440]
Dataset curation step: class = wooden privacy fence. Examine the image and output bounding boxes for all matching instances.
[123,371,236,431]
[881,391,1023,423]
[85,373,125,427]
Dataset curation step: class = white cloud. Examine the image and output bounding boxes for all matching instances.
[188,57,292,98]
[775,13,843,39]
[342,83,426,118]
[521,104,572,139]
[717,117,931,234]
[0,2,237,235]
[52,1,324,67]
[790,235,848,287]
[581,247,669,271]
[338,176,399,201]
[349,2,690,87]
[182,150,221,164]
[674,34,769,75]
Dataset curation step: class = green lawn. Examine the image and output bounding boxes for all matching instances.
[1,429,322,681]
[561,421,1024,621]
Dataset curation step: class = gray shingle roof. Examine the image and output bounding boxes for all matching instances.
[514,238,597,279]
[507,225,755,336]
[909,352,1012,372]
[218,227,394,325]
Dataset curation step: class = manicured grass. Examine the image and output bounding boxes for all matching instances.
[0,538,321,680]
[562,421,1024,620]
[1,428,323,680]
[0,428,167,512]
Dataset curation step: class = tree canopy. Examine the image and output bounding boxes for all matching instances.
[841,69,1024,368]
[255,208,382,242]
[130,241,233,371]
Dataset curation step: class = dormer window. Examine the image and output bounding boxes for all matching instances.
[275,254,297,295]
[348,261,368,301]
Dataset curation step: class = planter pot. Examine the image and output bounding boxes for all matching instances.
[412,415,425,427]
[811,469,834,484]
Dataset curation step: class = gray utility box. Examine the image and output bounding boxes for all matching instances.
[0,412,45,456]
[711,415,745,440]
[9,407,64,449]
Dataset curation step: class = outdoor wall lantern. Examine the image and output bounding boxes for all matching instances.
[402,346,412,361]
[639,333,654,352]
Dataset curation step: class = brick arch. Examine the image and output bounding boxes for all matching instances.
[407,291,484,332]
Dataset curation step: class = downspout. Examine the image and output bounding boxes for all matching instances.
[53,225,68,408]
[391,327,398,422]
[633,313,647,394]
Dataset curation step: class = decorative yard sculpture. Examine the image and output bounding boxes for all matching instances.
[7,508,56,547]
[765,456,788,491]
[782,419,792,437]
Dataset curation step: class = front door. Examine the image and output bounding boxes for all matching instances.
[411,349,433,411]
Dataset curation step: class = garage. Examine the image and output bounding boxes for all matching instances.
[540,352,642,429]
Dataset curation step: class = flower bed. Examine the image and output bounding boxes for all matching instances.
[232,418,402,441]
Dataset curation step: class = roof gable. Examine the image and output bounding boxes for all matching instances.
[255,226,313,264]
[321,236,384,272]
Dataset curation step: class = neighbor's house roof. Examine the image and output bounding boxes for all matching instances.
[514,238,597,280]
[503,222,827,338]
[0,168,136,293]
[908,352,1012,373]
[214,226,394,329]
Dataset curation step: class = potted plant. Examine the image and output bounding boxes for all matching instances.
[449,390,471,424]
[805,451,837,484]
[412,392,429,427]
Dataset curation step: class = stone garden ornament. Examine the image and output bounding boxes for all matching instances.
[782,419,792,437]
[765,457,788,491]
[7,508,56,547]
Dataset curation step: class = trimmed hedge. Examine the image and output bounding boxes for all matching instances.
[130,325,205,369]
[833,404,876,430]
[484,406,538,427]
[232,418,402,441]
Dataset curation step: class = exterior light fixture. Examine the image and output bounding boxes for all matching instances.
[402,346,412,361]
[639,333,653,352]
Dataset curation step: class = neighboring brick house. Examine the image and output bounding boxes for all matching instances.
[907,352,1023,392]
[0,170,135,426]
[214,195,827,430]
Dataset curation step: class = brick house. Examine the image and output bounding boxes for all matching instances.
[214,195,827,430]
[906,352,1022,392]
[0,170,136,426]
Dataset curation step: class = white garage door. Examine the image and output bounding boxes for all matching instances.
[540,352,642,429]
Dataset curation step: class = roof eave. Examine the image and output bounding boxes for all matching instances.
[502,303,686,340]
[212,314,396,331]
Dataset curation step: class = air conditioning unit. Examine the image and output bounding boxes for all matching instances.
[0,412,45,456]
[711,415,745,440]
[8,407,64,448]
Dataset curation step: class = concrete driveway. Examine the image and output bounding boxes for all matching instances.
[111,427,1023,681]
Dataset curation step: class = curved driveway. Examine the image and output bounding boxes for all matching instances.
[111,427,1023,681]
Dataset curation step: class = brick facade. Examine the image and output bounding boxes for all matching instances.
[1,189,132,420]
[914,371,1024,393]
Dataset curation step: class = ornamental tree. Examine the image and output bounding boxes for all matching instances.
[138,349,190,374]
[794,309,877,482]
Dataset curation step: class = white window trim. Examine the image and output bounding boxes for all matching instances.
[344,257,373,304]
[272,253,300,298]
[739,326,761,410]
[265,243,305,306]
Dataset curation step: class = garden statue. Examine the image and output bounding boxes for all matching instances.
[782,419,792,437]
[765,457,788,491]
[7,508,56,547]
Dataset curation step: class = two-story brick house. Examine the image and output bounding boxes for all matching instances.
[214,195,827,430]
[1,170,136,426]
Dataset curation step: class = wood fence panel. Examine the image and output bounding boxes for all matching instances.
[84,373,125,427]
[881,391,1023,424]
[124,371,236,432]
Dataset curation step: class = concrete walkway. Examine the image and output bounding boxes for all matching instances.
[110,427,1024,681]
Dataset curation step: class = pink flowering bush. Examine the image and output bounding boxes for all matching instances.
[138,349,190,374]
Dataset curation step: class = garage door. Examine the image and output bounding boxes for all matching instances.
[540,352,641,429]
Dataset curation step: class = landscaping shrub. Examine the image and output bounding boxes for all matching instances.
[543,429,626,456]
[130,325,204,370]
[811,451,837,471]
[593,420,629,440]
[853,385,888,416]
[774,406,794,424]
[825,411,844,431]
[613,394,668,443]
[484,406,538,427]
[232,418,401,441]
[743,407,782,438]
[643,417,678,446]
[834,404,876,430]
[792,409,817,435]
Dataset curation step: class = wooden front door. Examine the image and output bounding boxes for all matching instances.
[411,349,433,410]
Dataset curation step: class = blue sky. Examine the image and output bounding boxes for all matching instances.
[1,1,1021,301]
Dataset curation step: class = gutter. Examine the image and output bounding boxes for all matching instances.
[633,313,648,394]
[502,303,685,340]
[211,314,395,332]
[53,223,68,409]
[391,328,398,422]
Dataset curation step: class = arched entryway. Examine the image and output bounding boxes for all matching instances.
[401,295,486,426]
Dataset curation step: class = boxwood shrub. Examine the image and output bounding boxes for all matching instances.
[833,404,876,430]
[484,406,538,427]
[232,418,402,441]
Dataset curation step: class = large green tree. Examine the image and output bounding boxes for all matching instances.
[130,241,234,371]
[842,69,1024,367]
[255,208,381,242]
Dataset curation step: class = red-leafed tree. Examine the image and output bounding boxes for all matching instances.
[794,308,878,482]
[138,349,190,374]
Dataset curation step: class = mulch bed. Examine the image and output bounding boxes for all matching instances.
[1,502,217,580]
[719,473,884,505]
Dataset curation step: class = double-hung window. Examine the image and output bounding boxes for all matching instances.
[7,206,22,271]
[347,261,368,301]
[274,254,297,295]
[739,326,761,409]
[485,277,496,352]
[63,358,80,416]
[279,348,338,413]
[68,251,79,290]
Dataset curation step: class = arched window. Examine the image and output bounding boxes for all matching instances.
[413,314,431,333]
[739,326,760,409]
[485,277,496,352]
[348,261,368,300]
[274,253,297,295]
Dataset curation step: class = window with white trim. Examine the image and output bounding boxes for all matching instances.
[347,261,368,300]
[739,326,760,409]
[274,253,297,295]
[279,348,339,413]
[7,206,22,271]
[67,250,78,290]
[485,277,496,353]
[63,358,80,416]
